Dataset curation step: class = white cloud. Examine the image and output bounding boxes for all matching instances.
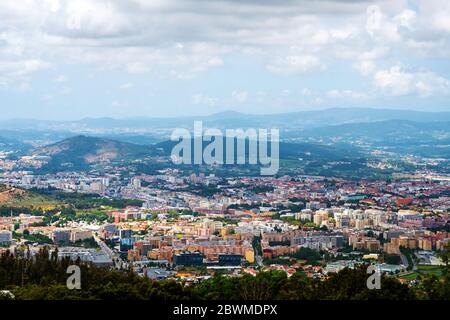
[44,0,134,38]
[362,2,450,56]
[418,0,450,35]
[256,90,267,103]
[354,60,376,76]
[313,97,323,105]
[0,59,49,86]
[126,62,151,74]
[327,89,369,100]
[0,0,377,80]
[232,90,248,103]
[353,47,390,76]
[393,9,417,31]
[0,0,449,106]
[281,89,290,97]
[111,100,128,107]
[54,75,69,83]
[366,5,398,42]
[119,82,134,90]
[59,86,72,95]
[17,82,31,92]
[42,94,54,101]
[192,94,217,106]
[0,60,49,77]
[266,55,325,75]
[373,66,450,97]
[301,88,312,96]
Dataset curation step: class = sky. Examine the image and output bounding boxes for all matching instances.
[0,0,450,120]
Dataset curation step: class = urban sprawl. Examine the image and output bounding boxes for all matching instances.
[1,168,448,285]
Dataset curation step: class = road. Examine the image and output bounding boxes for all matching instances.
[398,252,417,277]
[255,252,263,267]
[400,253,409,269]
[252,236,264,267]
[93,234,126,270]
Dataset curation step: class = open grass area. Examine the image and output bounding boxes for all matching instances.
[399,265,443,281]
[4,196,59,209]
[0,185,59,209]
[416,265,443,277]
[400,272,420,281]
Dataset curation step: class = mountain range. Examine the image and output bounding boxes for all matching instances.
[1,108,449,172]
[28,135,361,173]
[2,108,450,131]
[295,119,450,143]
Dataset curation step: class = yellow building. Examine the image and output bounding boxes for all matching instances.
[418,238,432,251]
[245,249,255,263]
[362,253,379,260]
[383,243,400,255]
[128,249,141,262]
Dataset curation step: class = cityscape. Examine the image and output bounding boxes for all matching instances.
[0,0,449,306]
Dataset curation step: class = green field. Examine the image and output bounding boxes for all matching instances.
[4,196,59,209]
[399,265,443,280]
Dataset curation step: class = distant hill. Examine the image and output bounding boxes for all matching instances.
[29,134,363,173]
[0,129,76,147]
[58,108,450,130]
[194,108,450,130]
[300,120,450,143]
[2,108,450,131]
[155,138,361,162]
[0,136,32,152]
[32,135,157,172]
[291,120,450,159]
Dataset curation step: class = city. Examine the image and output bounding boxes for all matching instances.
[0,162,448,289]
[0,0,449,312]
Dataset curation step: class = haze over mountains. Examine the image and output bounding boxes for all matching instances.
[295,120,450,143]
[28,135,362,173]
[0,108,449,172]
[1,108,450,132]
[0,136,32,152]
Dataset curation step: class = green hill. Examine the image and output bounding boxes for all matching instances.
[32,135,156,172]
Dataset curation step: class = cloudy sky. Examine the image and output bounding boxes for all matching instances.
[0,0,449,120]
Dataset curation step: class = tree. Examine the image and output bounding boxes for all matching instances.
[437,242,450,275]
[0,247,426,301]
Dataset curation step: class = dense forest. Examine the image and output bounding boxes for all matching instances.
[0,247,449,300]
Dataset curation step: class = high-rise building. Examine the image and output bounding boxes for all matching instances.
[120,229,132,239]
[52,229,71,244]
[218,254,242,266]
[131,178,141,189]
[173,252,204,267]
[70,229,93,242]
[0,230,12,245]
